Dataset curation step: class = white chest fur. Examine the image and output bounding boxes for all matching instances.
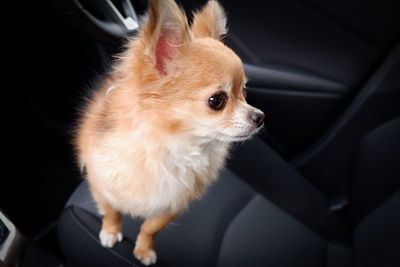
[161,138,229,189]
[91,135,230,218]
[145,138,230,216]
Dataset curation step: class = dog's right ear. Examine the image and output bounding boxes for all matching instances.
[191,0,227,40]
[140,0,191,75]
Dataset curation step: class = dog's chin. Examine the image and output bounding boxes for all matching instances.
[214,125,263,143]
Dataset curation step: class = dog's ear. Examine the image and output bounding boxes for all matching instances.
[191,0,227,40]
[141,0,191,75]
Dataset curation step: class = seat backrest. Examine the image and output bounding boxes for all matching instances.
[349,116,400,226]
[350,117,400,267]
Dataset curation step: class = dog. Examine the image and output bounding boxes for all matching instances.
[74,0,264,265]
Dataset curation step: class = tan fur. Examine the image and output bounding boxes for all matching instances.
[74,0,263,265]
[134,214,176,264]
[192,0,228,40]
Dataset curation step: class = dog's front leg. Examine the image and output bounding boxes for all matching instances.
[134,214,176,265]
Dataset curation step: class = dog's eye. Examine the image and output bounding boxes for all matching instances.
[208,92,227,111]
[243,87,248,99]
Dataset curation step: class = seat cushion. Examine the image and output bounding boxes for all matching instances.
[215,194,351,267]
[58,169,351,267]
[350,117,400,266]
[353,190,400,267]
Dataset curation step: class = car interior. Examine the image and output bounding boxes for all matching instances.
[2,0,400,266]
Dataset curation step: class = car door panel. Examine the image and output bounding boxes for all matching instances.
[213,0,399,160]
[243,63,347,157]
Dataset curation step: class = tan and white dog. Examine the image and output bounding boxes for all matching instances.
[74,0,264,265]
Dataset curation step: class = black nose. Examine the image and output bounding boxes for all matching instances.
[248,111,265,127]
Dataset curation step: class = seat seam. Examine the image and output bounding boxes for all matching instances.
[214,193,258,266]
[355,189,400,228]
[68,207,141,267]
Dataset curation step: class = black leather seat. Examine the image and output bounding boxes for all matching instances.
[57,117,400,267]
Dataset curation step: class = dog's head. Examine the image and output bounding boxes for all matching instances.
[121,0,264,142]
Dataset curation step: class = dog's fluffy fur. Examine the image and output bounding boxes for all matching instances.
[75,0,263,265]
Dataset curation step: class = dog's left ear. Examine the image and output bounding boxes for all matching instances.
[191,0,227,40]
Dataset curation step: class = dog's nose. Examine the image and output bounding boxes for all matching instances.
[248,110,265,127]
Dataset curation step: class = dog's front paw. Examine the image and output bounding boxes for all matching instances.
[134,245,157,266]
[99,229,123,248]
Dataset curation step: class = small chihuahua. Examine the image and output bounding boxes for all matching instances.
[75,0,264,265]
